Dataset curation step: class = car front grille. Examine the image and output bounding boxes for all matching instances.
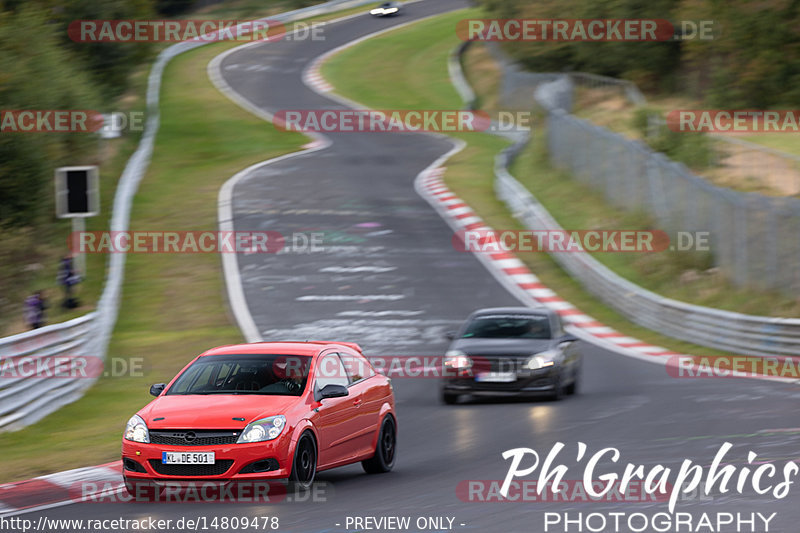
[149,460,234,477]
[470,355,529,373]
[149,430,240,446]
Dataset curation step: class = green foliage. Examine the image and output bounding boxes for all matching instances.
[289,0,323,6]
[44,0,156,100]
[155,0,195,16]
[477,0,800,106]
[633,108,715,170]
[0,6,102,227]
[475,0,682,92]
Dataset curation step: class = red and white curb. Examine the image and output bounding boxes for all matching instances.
[303,56,334,93]
[416,166,689,366]
[0,461,122,516]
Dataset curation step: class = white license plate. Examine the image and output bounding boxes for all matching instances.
[162,451,215,464]
[475,371,516,383]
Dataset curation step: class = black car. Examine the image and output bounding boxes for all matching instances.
[440,307,582,404]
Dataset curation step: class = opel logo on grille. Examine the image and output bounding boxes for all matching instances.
[184,431,197,443]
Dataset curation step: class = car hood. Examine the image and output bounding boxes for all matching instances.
[449,337,555,357]
[139,394,300,429]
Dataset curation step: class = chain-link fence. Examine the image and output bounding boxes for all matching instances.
[492,53,800,293]
[544,102,800,293]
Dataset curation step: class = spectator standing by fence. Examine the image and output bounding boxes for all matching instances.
[24,291,47,329]
[57,254,81,309]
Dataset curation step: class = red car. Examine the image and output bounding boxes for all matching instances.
[122,341,396,496]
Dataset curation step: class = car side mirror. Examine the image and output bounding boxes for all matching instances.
[149,383,166,397]
[444,331,456,341]
[316,383,349,401]
[559,333,578,343]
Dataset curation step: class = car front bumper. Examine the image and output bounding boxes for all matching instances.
[121,437,292,482]
[441,368,560,396]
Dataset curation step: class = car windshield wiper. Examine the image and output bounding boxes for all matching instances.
[197,390,258,394]
[172,390,297,395]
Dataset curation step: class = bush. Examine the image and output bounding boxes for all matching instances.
[632,108,715,170]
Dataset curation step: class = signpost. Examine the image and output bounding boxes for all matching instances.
[55,166,99,276]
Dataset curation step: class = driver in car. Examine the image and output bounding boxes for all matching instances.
[262,356,309,394]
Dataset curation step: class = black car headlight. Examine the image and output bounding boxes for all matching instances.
[124,414,150,443]
[444,350,472,370]
[237,415,286,443]
[525,350,559,371]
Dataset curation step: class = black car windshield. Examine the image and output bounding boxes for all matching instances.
[167,354,311,396]
[461,314,552,339]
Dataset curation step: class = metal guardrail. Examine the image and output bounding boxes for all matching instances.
[0,313,97,430]
[569,72,646,107]
[447,44,800,358]
[0,0,377,433]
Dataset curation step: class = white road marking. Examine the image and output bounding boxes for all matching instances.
[296,294,405,301]
[320,266,397,273]
[337,310,424,317]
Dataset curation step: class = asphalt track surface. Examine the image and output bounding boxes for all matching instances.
[26,1,800,531]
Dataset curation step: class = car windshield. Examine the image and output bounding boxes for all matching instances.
[167,354,311,396]
[461,314,552,339]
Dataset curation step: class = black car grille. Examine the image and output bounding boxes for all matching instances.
[149,430,240,446]
[470,355,529,373]
[149,460,234,477]
[123,458,147,473]
[240,458,280,474]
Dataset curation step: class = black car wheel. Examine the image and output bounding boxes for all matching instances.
[441,390,459,405]
[289,432,317,489]
[362,415,396,474]
[565,369,579,395]
[548,373,565,401]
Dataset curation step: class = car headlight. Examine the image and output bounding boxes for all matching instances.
[444,350,472,369]
[124,414,150,443]
[526,350,559,370]
[237,415,286,443]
